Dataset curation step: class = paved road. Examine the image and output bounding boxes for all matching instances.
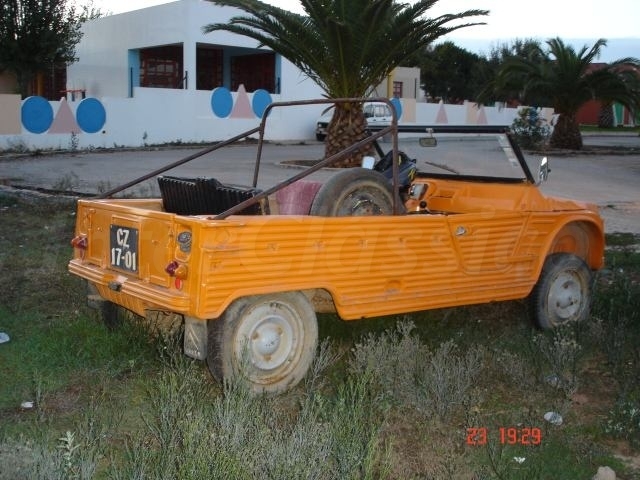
[0,142,337,194]
[538,134,640,234]
[1,134,639,233]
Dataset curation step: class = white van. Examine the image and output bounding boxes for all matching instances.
[315,102,393,141]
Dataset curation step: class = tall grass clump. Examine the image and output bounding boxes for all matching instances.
[110,337,390,480]
[530,323,583,396]
[0,393,113,480]
[349,320,484,419]
[593,263,640,448]
[593,272,640,374]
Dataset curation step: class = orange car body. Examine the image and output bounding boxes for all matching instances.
[69,176,603,322]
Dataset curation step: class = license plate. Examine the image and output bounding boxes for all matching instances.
[109,225,139,273]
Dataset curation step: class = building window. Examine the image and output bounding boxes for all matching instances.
[393,81,403,98]
[196,44,223,90]
[230,52,275,92]
[30,65,67,100]
[140,44,184,89]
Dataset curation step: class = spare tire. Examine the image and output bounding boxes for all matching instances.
[309,167,399,216]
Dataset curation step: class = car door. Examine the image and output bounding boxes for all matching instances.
[446,211,531,274]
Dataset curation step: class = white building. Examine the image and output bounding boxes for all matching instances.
[0,0,521,150]
[67,0,321,100]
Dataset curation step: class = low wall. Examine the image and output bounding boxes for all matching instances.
[0,88,533,152]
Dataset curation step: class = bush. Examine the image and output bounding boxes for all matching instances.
[349,320,484,419]
[531,324,583,396]
[511,107,551,149]
[605,398,640,448]
[109,340,390,480]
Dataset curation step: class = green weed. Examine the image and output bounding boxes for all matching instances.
[52,172,80,193]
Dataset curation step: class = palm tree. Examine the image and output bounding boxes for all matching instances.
[481,38,640,150]
[203,0,487,166]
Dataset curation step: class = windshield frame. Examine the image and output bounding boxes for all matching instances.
[368,125,536,184]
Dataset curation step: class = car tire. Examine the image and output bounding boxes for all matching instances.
[309,167,399,216]
[95,300,128,329]
[530,253,593,329]
[316,133,326,142]
[207,292,318,393]
[87,282,131,329]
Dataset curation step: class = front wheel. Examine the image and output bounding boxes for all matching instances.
[530,253,593,329]
[207,292,318,393]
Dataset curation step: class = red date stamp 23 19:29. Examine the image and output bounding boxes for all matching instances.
[466,427,542,446]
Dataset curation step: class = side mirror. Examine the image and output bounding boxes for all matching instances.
[538,156,550,184]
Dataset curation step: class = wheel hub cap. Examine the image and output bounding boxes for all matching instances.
[550,272,582,319]
[247,314,294,371]
[254,323,282,356]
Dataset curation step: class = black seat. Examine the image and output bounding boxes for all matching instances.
[158,176,263,215]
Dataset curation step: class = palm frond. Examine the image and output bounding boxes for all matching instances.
[203,0,487,98]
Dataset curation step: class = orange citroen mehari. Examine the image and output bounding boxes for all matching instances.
[69,99,604,393]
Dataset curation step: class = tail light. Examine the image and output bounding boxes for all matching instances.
[165,260,188,290]
[71,235,88,250]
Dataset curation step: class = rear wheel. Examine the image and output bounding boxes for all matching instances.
[530,253,592,329]
[96,300,129,329]
[207,292,318,393]
[309,167,397,216]
[87,282,129,329]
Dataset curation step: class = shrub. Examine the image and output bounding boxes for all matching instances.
[531,324,582,396]
[511,107,551,149]
[110,340,390,480]
[349,320,484,419]
[605,398,640,448]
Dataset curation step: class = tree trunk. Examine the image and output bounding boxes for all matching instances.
[550,114,583,150]
[36,71,44,97]
[324,103,373,168]
[597,101,614,128]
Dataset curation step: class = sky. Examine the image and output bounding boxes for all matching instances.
[93,0,640,62]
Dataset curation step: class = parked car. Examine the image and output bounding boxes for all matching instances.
[315,101,393,141]
[69,98,604,394]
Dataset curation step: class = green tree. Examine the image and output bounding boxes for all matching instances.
[420,41,488,102]
[204,0,487,166]
[0,0,91,98]
[480,38,640,149]
[483,38,544,105]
